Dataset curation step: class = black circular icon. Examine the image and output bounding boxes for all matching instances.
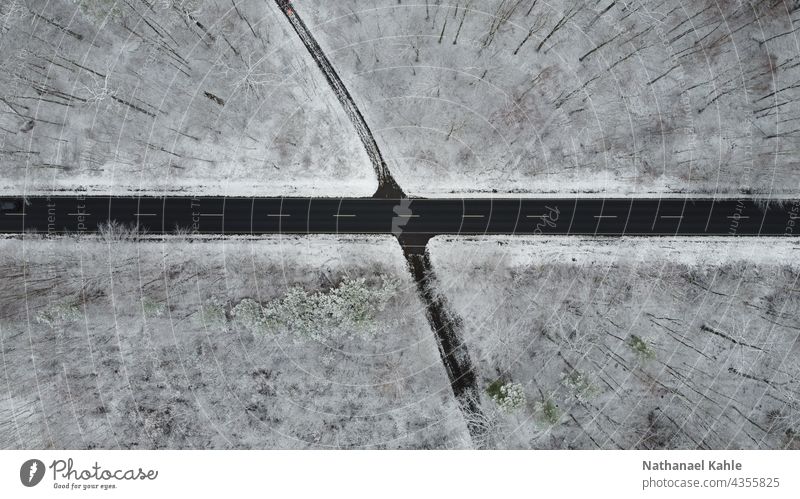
[20,459,45,487]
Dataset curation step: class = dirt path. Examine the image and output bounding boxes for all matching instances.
[398,235,487,445]
[275,0,404,198]
[276,0,486,445]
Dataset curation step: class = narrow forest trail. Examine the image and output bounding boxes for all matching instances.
[399,235,488,444]
[274,0,404,199]
[274,0,486,445]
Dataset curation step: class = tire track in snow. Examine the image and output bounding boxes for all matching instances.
[275,0,404,198]
[276,0,486,445]
[399,235,488,445]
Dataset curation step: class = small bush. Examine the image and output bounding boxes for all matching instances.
[73,0,123,24]
[200,296,227,329]
[538,399,560,425]
[222,276,399,340]
[262,276,399,341]
[35,302,81,328]
[628,334,656,360]
[486,379,504,399]
[562,369,598,401]
[142,297,166,318]
[487,380,526,412]
[230,298,267,333]
[96,221,142,242]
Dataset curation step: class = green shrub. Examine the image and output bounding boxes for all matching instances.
[200,296,227,329]
[73,0,123,23]
[35,302,81,328]
[230,298,267,333]
[540,399,560,425]
[270,277,398,340]
[628,334,656,360]
[487,380,526,412]
[142,297,166,318]
[231,276,399,341]
[562,369,598,400]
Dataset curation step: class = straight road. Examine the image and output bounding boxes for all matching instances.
[1,197,797,236]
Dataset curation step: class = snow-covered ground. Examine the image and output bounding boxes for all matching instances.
[6,1,800,197]
[0,235,469,448]
[428,237,800,448]
[0,0,375,196]
[3,0,800,453]
[295,0,800,197]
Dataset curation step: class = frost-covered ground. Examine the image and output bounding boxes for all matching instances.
[6,0,800,197]
[429,237,800,449]
[0,0,375,196]
[296,0,800,196]
[0,235,469,449]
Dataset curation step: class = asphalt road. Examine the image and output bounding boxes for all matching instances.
[1,197,798,236]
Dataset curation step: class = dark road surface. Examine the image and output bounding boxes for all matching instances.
[1,197,797,236]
